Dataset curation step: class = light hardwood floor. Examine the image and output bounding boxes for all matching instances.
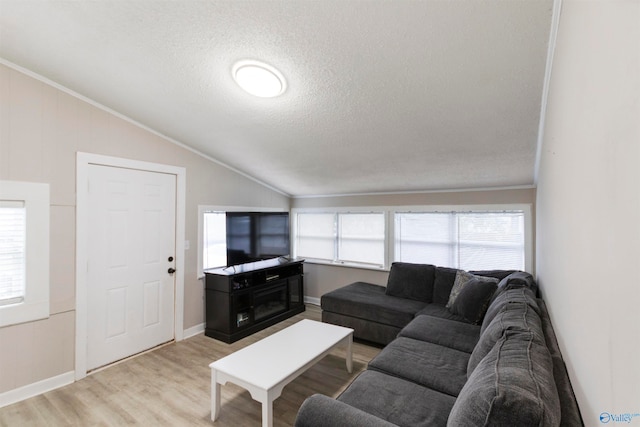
[0,305,381,427]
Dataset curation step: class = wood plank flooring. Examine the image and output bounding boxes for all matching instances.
[0,305,381,427]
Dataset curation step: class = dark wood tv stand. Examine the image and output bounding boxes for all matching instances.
[204,258,305,343]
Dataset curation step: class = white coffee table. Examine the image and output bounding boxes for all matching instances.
[210,319,353,427]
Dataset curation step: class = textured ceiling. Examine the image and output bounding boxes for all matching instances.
[0,0,553,197]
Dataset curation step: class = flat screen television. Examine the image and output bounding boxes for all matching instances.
[225,212,290,267]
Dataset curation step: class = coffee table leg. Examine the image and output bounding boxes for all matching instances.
[211,370,221,421]
[345,333,353,373]
[262,399,273,427]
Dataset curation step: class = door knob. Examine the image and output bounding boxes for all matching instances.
[168,268,176,275]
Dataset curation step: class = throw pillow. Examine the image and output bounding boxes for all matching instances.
[385,262,435,302]
[469,269,517,281]
[446,271,497,309]
[446,270,475,308]
[449,277,498,325]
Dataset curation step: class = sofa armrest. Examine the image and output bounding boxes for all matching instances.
[294,394,398,427]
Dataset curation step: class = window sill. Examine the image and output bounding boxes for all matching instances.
[301,259,389,273]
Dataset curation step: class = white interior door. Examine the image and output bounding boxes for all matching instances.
[87,164,176,371]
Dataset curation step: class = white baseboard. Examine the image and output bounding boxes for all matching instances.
[1,302,324,408]
[304,296,321,306]
[183,322,205,339]
[0,371,75,409]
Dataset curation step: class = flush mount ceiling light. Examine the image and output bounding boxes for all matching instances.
[232,60,286,98]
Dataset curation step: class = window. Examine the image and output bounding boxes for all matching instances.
[295,213,336,262]
[202,211,226,270]
[197,206,288,276]
[394,212,455,267]
[0,201,26,306]
[0,181,49,327]
[294,211,386,268]
[292,205,532,272]
[395,211,526,271]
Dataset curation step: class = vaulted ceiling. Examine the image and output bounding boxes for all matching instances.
[0,0,553,197]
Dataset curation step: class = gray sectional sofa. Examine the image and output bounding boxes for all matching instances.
[294,262,583,427]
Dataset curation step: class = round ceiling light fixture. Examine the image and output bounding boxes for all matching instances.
[232,60,286,98]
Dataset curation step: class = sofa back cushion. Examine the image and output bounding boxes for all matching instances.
[491,271,538,302]
[433,267,460,305]
[385,262,436,302]
[482,286,540,335]
[469,301,544,375]
[448,330,561,427]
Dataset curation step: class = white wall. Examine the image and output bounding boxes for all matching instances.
[536,1,640,425]
[293,188,536,299]
[0,63,289,397]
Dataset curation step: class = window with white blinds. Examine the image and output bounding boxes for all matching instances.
[296,213,335,262]
[0,181,49,327]
[0,201,26,306]
[293,205,530,272]
[294,211,386,268]
[338,213,385,266]
[197,206,290,277]
[202,211,226,270]
[395,211,525,271]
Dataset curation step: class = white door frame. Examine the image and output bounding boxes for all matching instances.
[75,152,186,380]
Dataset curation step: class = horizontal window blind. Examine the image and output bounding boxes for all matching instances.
[395,211,525,271]
[338,213,385,267]
[295,212,385,267]
[0,201,26,306]
[395,212,456,266]
[457,212,525,271]
[202,211,226,270]
[0,181,50,327]
[295,213,335,262]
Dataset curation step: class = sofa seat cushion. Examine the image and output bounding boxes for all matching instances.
[385,262,436,302]
[322,311,401,345]
[338,370,456,427]
[447,330,561,427]
[398,315,480,353]
[321,282,426,328]
[368,337,469,397]
[415,303,468,323]
[295,394,398,427]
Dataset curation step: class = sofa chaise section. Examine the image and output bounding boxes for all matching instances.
[321,281,427,344]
